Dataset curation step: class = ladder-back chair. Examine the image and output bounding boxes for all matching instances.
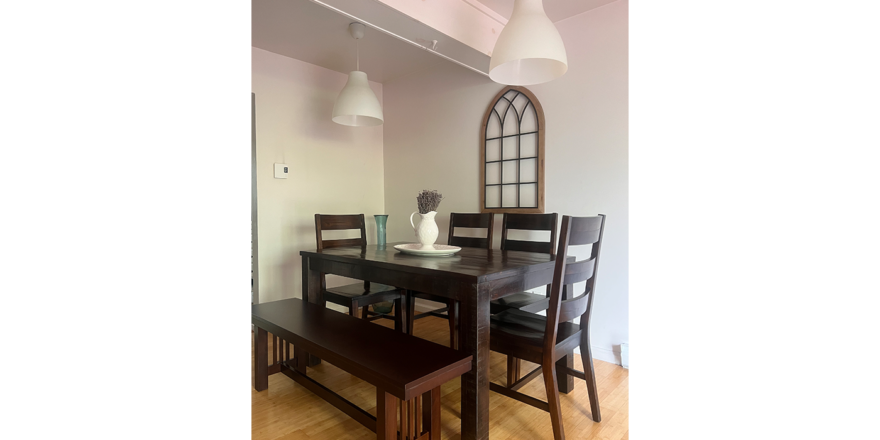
[406,212,494,349]
[315,214,406,331]
[489,214,606,440]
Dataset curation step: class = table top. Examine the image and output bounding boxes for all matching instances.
[301,242,557,284]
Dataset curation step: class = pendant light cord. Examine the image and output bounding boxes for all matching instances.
[356,39,359,71]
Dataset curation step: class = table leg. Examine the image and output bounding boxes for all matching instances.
[556,349,575,394]
[460,284,490,440]
[302,256,322,366]
[254,326,268,391]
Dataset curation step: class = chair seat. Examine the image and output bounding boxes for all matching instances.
[326,282,398,297]
[412,291,452,303]
[490,309,581,352]
[324,283,402,307]
[490,292,550,314]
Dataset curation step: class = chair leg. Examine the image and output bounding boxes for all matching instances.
[580,339,602,422]
[542,361,566,440]
[393,297,404,332]
[406,291,416,336]
[447,299,457,349]
[505,356,521,385]
[506,355,517,387]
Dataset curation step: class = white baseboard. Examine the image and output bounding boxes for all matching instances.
[585,346,621,366]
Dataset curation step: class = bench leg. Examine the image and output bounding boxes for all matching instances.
[409,399,416,440]
[376,389,397,440]
[254,327,268,391]
[294,346,308,376]
[422,387,440,440]
[415,395,421,437]
[400,397,407,440]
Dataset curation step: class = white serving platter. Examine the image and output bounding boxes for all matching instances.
[393,243,462,257]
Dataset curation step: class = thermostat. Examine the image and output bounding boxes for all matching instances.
[274,163,288,179]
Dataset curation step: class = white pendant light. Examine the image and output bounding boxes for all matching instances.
[489,0,568,86]
[332,23,384,127]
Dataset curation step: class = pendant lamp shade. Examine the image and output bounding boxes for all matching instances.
[489,0,567,86]
[332,71,383,127]
[332,23,383,127]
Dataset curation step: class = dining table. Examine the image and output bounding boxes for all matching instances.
[300,241,576,440]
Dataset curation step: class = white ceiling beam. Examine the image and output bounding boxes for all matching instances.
[311,0,504,75]
[372,0,504,56]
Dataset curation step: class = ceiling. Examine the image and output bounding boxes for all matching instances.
[252,0,618,83]
[473,0,619,22]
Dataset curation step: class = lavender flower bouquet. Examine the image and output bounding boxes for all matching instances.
[416,190,443,214]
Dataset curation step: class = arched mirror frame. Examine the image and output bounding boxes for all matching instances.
[479,86,545,213]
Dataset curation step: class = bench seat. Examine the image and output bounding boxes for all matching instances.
[253,298,472,440]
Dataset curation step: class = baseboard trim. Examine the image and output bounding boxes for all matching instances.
[582,346,621,366]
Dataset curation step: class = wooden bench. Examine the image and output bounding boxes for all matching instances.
[253,298,472,440]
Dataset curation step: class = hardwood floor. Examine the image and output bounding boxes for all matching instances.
[252,314,628,440]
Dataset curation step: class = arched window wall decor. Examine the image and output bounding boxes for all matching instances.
[479,86,545,213]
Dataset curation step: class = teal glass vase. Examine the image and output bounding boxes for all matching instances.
[374,215,388,246]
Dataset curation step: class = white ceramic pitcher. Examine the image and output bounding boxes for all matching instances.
[410,211,439,249]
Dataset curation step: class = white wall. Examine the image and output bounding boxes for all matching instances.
[382,0,628,363]
[252,47,387,305]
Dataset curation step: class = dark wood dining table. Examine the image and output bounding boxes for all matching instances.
[300,242,575,440]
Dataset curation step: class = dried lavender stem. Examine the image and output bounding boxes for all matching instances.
[416,190,443,214]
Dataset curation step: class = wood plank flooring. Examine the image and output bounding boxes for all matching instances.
[252,314,628,440]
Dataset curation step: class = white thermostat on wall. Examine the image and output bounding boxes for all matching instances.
[274,163,289,179]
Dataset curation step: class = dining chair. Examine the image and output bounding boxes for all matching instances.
[315,214,406,331]
[406,212,494,349]
[489,213,559,315]
[489,214,606,440]
[488,213,558,385]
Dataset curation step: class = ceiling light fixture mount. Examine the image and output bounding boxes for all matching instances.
[489,0,568,86]
[332,22,384,127]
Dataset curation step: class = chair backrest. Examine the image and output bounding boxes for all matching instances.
[314,214,369,291]
[543,214,606,354]
[447,213,495,249]
[314,214,367,250]
[500,213,559,255]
